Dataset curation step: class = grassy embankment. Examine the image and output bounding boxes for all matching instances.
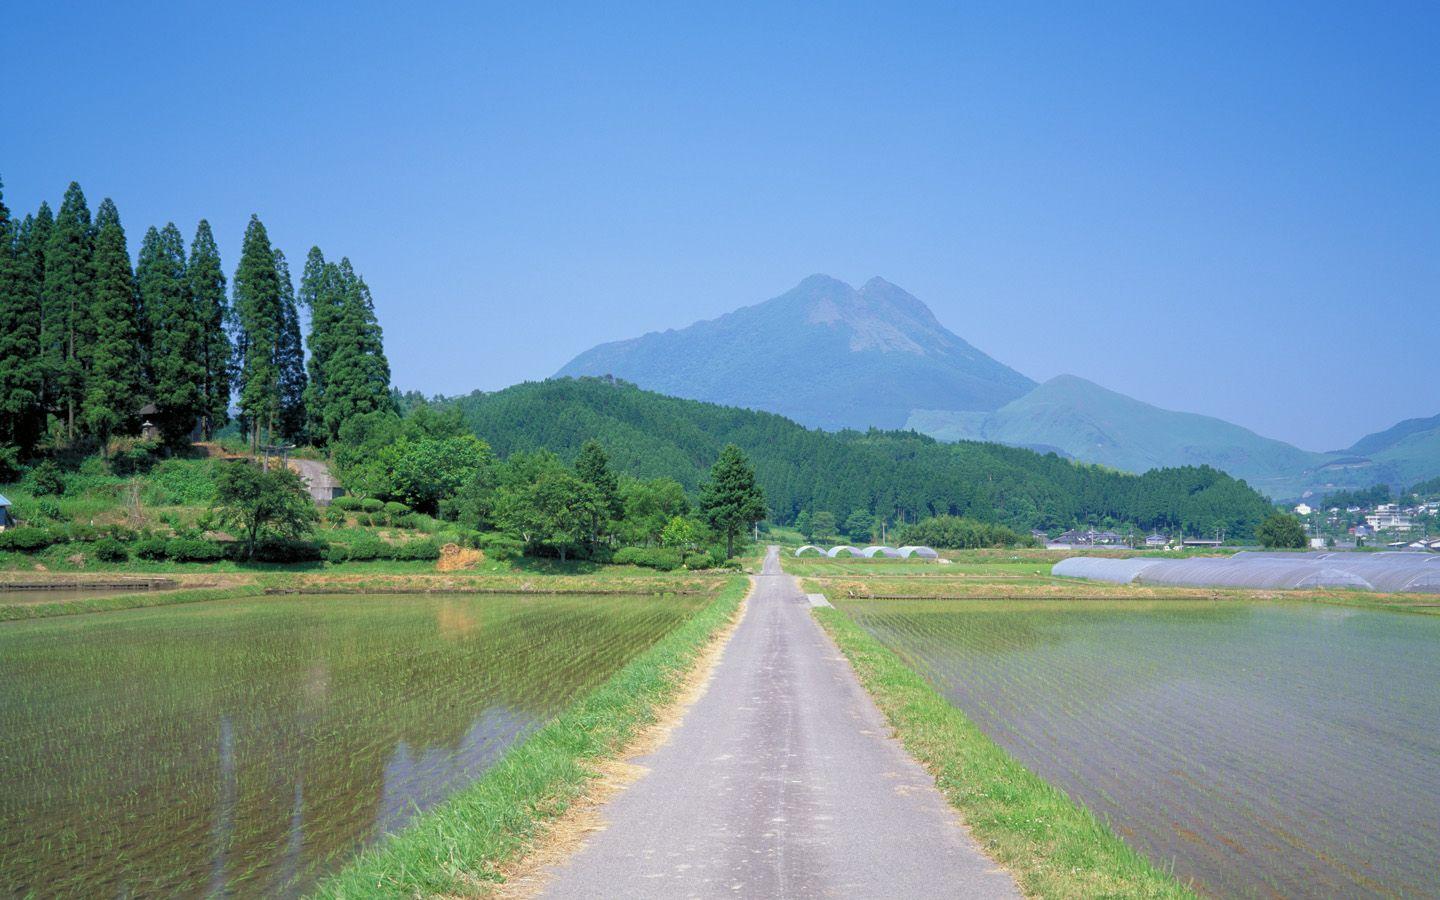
[813,603,1192,899]
[310,574,750,898]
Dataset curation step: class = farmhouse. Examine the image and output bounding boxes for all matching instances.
[1145,533,1169,548]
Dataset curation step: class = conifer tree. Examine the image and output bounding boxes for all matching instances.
[0,180,45,453]
[43,182,94,439]
[83,199,141,446]
[232,215,282,450]
[576,438,621,549]
[274,249,308,441]
[699,444,768,557]
[299,246,341,443]
[187,220,230,438]
[316,258,391,442]
[140,223,206,448]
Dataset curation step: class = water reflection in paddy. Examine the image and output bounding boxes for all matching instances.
[843,599,1440,899]
[0,592,701,897]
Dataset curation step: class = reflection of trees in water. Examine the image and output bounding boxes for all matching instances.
[0,594,696,897]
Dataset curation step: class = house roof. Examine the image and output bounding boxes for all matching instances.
[138,402,159,415]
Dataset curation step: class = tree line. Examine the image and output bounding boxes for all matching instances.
[329,404,766,561]
[436,377,1278,539]
[0,177,390,463]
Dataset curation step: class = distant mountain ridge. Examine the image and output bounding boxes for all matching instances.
[906,375,1331,497]
[556,275,1439,498]
[556,274,1034,430]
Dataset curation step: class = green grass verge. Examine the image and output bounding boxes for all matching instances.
[310,574,750,898]
[813,605,1195,899]
[0,584,267,621]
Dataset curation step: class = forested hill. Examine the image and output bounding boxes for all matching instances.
[434,377,1275,537]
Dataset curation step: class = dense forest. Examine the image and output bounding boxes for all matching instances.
[0,178,390,465]
[424,377,1276,538]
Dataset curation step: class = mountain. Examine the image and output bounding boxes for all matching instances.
[1311,415,1440,493]
[555,275,1034,430]
[906,375,1332,496]
[434,376,1275,537]
[555,274,1437,498]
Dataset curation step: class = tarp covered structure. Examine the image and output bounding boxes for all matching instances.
[1053,551,1440,594]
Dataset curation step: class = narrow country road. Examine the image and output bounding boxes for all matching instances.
[538,547,1018,899]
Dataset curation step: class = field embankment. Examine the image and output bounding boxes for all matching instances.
[813,604,1193,899]
[309,575,750,897]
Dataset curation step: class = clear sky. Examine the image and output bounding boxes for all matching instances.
[6,1,1436,451]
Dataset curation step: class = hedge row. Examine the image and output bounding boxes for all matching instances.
[0,526,441,565]
[613,546,731,571]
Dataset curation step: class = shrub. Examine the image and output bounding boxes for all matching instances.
[393,513,422,530]
[325,543,351,563]
[60,524,104,543]
[0,527,57,553]
[110,440,161,476]
[25,461,66,496]
[165,538,225,562]
[134,537,170,560]
[360,498,384,514]
[383,501,410,518]
[477,532,523,561]
[332,495,362,511]
[395,539,442,561]
[344,536,396,561]
[613,546,683,571]
[94,538,130,562]
[250,537,326,563]
[324,506,348,527]
[33,498,65,521]
[143,460,219,506]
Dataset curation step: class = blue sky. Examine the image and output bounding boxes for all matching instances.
[6,1,1436,450]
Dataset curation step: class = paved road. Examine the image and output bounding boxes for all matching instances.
[540,547,1018,899]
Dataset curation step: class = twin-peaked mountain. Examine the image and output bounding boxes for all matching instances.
[557,275,1034,431]
[556,275,1438,498]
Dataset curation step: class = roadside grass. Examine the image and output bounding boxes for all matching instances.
[311,574,750,898]
[813,604,1195,899]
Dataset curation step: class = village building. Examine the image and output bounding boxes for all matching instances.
[1366,504,1414,533]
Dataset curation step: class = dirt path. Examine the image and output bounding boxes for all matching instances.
[534,547,1018,898]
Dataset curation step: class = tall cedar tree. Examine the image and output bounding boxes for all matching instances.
[0,182,45,452]
[83,199,142,446]
[315,258,390,442]
[274,249,308,441]
[43,182,93,439]
[299,246,339,443]
[187,220,231,437]
[232,215,283,450]
[699,444,767,557]
[141,224,206,448]
[575,438,621,548]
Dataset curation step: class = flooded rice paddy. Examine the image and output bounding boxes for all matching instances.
[0,592,703,897]
[842,598,1440,898]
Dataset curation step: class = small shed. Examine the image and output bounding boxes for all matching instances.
[138,403,160,441]
[0,494,13,529]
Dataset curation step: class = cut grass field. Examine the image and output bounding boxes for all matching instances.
[309,574,750,898]
[813,603,1194,899]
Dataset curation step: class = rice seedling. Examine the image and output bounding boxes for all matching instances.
[0,591,712,897]
[836,597,1440,898]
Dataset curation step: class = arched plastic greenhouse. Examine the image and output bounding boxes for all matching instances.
[1053,551,1440,593]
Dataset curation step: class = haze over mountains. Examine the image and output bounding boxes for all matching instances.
[557,276,1439,499]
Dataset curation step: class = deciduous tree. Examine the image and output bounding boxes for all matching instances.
[212,462,317,559]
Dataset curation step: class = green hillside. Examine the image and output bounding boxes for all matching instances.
[907,375,1338,497]
[436,376,1274,537]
